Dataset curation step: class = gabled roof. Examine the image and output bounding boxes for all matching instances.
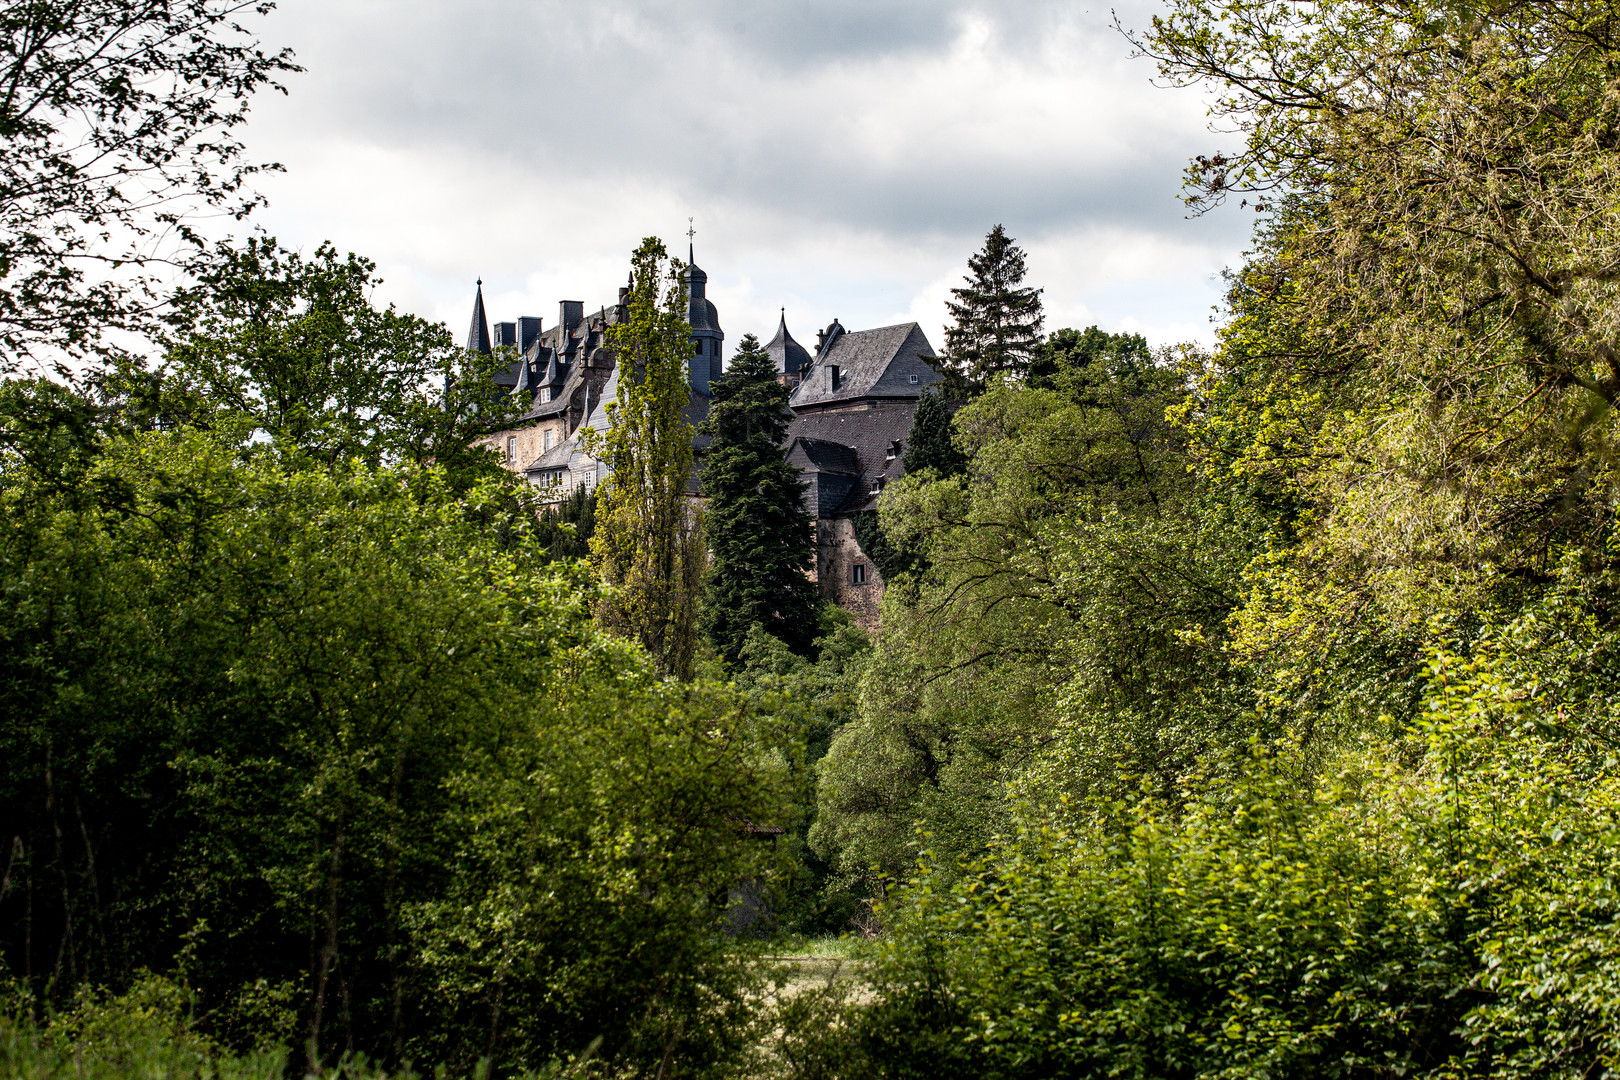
[785,400,920,515]
[467,280,492,355]
[787,437,859,475]
[766,310,812,376]
[789,322,941,410]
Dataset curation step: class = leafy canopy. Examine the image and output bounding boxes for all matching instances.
[585,237,705,679]
[0,0,298,374]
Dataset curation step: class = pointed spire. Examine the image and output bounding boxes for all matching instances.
[765,307,811,376]
[466,278,491,354]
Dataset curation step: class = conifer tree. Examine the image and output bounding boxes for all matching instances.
[902,389,964,477]
[585,238,704,679]
[700,333,820,664]
[941,225,1045,390]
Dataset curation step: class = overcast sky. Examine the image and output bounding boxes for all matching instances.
[237,0,1250,356]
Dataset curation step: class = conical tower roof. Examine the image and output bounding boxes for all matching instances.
[466,278,492,354]
[765,309,811,376]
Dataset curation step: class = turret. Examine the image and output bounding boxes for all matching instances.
[686,243,724,394]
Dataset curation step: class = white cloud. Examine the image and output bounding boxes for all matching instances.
[229,0,1249,353]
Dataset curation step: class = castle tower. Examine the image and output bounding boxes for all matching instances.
[765,309,811,388]
[686,242,724,394]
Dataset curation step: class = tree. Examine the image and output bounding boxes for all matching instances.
[1135,0,1620,651]
[0,1,298,375]
[699,333,820,665]
[585,238,705,679]
[813,366,1254,892]
[940,225,1044,390]
[535,483,597,563]
[145,236,524,486]
[850,389,965,583]
[0,395,790,1075]
[1029,326,1151,392]
[901,389,964,477]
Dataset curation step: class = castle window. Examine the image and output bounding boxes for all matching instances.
[909,373,920,384]
[695,341,703,356]
[543,429,554,452]
[506,436,517,462]
[851,563,867,585]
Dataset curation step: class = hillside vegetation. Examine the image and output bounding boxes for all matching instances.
[11,0,1620,1076]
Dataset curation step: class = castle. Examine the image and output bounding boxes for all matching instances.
[468,253,941,626]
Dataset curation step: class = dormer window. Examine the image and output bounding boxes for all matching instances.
[540,387,552,403]
[886,440,901,461]
[828,365,841,391]
[909,373,920,384]
[869,477,883,496]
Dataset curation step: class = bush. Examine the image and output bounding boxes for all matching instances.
[793,617,1620,1078]
[0,403,792,1076]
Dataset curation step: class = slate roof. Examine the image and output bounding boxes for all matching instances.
[765,311,812,377]
[467,280,492,355]
[785,401,918,515]
[687,260,723,334]
[788,322,940,410]
[789,437,858,475]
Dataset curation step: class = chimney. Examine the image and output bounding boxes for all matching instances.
[494,321,517,348]
[517,316,543,353]
[559,300,584,333]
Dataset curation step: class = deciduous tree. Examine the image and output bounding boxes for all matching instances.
[0,0,298,374]
[586,238,704,679]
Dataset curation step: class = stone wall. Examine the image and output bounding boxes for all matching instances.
[477,418,568,475]
[813,516,884,631]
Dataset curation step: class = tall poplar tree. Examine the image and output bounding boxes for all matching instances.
[585,238,704,679]
[700,333,819,664]
[941,225,1045,390]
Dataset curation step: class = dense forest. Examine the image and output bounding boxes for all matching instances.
[10,0,1620,1076]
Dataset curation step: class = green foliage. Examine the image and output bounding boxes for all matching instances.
[851,391,962,586]
[0,0,298,374]
[813,359,1256,893]
[0,391,789,1076]
[899,390,962,479]
[143,236,523,490]
[939,225,1044,391]
[587,238,705,680]
[700,333,820,665]
[793,597,1620,1077]
[733,619,873,936]
[1028,326,1151,392]
[1137,0,1620,670]
[535,483,597,564]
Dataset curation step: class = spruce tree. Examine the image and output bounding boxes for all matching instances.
[700,333,820,664]
[902,389,964,477]
[941,224,1045,389]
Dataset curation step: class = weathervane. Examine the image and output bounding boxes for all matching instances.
[687,217,696,243]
